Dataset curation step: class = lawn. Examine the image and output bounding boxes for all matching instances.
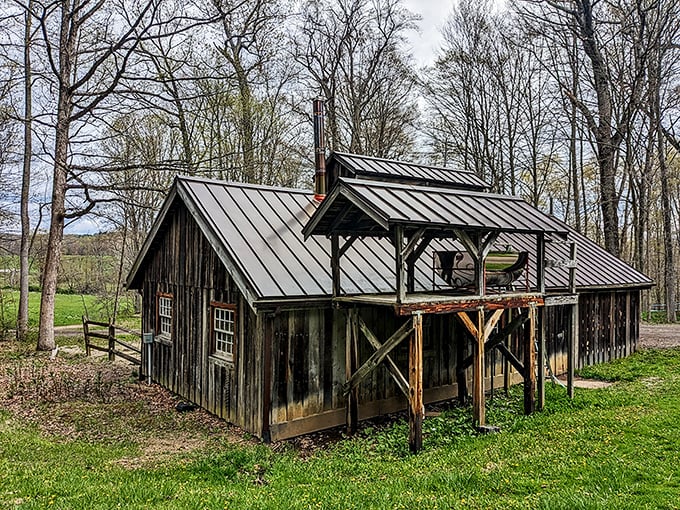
[1,345,679,509]
[0,291,137,329]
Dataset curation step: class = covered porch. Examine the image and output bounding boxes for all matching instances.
[303,177,579,452]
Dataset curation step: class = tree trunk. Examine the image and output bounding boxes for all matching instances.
[38,2,73,351]
[17,0,33,342]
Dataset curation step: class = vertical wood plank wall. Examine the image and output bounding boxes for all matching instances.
[140,203,263,436]
[137,208,642,440]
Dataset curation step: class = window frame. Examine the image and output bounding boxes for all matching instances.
[211,301,236,362]
[156,292,173,342]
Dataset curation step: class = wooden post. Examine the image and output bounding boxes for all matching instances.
[409,312,424,453]
[473,307,485,427]
[567,241,578,399]
[262,313,273,443]
[523,304,536,415]
[456,328,467,405]
[537,306,545,411]
[503,308,511,395]
[108,320,115,362]
[82,315,90,357]
[568,302,578,399]
[331,235,341,297]
[537,233,546,293]
[345,308,358,435]
[394,226,406,304]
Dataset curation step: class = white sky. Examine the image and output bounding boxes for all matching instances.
[402,0,451,67]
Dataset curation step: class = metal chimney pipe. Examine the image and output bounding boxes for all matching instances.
[313,98,326,200]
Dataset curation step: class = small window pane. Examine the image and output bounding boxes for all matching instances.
[158,296,172,336]
[213,307,234,358]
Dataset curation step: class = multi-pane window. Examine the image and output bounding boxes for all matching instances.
[158,294,173,337]
[213,305,235,359]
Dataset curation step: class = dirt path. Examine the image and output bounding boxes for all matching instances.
[639,323,680,349]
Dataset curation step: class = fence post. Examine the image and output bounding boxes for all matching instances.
[108,319,115,362]
[82,315,90,357]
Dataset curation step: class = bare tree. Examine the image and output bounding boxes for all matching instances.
[33,0,168,351]
[294,0,419,158]
[16,0,34,342]
[516,0,650,257]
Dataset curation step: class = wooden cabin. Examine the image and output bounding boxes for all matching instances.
[126,152,652,445]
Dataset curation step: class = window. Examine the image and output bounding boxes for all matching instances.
[157,293,173,339]
[212,303,235,360]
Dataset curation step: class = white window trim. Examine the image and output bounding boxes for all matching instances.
[157,293,173,343]
[211,303,235,362]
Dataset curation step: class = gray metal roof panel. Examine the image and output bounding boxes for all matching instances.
[304,178,570,237]
[129,176,651,304]
[331,152,489,190]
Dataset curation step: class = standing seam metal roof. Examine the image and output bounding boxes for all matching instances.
[127,175,652,306]
[330,152,489,191]
[303,178,570,237]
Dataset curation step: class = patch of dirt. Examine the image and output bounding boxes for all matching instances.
[639,324,680,349]
[0,341,252,466]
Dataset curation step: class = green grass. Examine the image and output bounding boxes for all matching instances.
[0,291,104,327]
[2,348,680,509]
[0,349,680,509]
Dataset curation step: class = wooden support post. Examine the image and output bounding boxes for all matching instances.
[331,235,341,297]
[473,307,485,427]
[537,306,545,411]
[456,328,467,405]
[567,241,578,399]
[568,301,578,399]
[504,309,511,395]
[108,320,116,362]
[82,316,90,357]
[537,233,546,293]
[394,226,406,304]
[409,312,424,453]
[524,304,536,415]
[345,308,358,435]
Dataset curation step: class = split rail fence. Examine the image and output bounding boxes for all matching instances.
[82,316,142,366]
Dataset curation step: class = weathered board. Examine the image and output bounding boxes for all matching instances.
[140,203,263,436]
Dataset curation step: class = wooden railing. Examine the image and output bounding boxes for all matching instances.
[82,316,141,366]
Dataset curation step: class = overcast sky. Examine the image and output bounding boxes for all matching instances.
[402,0,451,67]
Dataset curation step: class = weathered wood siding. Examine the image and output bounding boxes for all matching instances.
[268,289,642,440]
[140,202,263,436]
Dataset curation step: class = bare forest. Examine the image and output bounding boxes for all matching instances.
[0,0,679,349]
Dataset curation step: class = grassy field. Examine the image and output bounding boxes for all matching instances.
[1,344,679,509]
[0,291,138,331]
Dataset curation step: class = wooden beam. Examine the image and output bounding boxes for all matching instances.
[473,307,485,426]
[343,319,413,395]
[496,343,525,375]
[338,235,358,258]
[409,313,424,453]
[537,306,545,411]
[398,295,544,316]
[458,310,529,371]
[402,227,427,260]
[568,242,578,294]
[456,311,479,340]
[331,235,341,297]
[358,316,409,397]
[394,225,406,304]
[524,304,536,415]
[537,233,546,294]
[483,309,504,342]
[345,308,358,435]
[568,301,579,399]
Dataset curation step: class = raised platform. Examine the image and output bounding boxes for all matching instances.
[334,291,547,315]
